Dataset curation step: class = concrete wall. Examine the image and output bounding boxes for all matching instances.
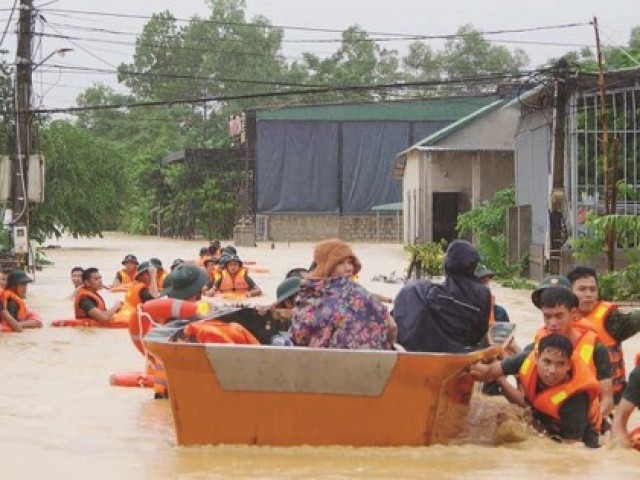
[515,109,552,246]
[438,105,519,150]
[402,151,422,244]
[402,150,514,245]
[264,213,403,242]
[478,151,515,200]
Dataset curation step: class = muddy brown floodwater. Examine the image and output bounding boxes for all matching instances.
[2,232,640,479]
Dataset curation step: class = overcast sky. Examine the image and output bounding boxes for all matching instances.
[1,0,638,110]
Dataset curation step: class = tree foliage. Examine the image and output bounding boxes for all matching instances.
[29,121,127,241]
[456,187,524,278]
[0,50,13,155]
[29,1,537,241]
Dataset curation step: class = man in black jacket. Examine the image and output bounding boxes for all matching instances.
[393,240,491,353]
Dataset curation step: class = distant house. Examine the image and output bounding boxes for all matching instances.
[393,99,518,244]
[248,94,503,242]
[513,67,640,278]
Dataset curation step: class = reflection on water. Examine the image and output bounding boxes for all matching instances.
[1,233,640,479]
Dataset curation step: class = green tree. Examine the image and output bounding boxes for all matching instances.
[29,121,128,241]
[0,50,13,155]
[456,187,522,277]
[437,25,528,92]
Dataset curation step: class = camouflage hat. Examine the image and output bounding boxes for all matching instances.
[531,275,572,308]
[475,264,495,279]
[135,261,150,279]
[276,277,301,306]
[149,257,163,269]
[7,270,33,287]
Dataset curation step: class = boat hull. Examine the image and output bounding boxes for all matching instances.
[145,328,499,447]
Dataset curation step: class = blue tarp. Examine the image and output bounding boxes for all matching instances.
[257,120,450,214]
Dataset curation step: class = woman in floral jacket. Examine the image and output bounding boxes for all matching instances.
[290,239,396,350]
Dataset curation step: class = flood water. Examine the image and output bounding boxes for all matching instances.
[2,232,640,479]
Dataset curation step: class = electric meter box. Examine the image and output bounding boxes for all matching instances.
[13,226,29,254]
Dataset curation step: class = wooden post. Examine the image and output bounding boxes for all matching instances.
[593,16,613,271]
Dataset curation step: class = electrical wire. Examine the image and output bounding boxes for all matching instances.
[38,8,590,38]
[0,0,18,47]
[39,19,595,46]
[36,63,331,88]
[7,70,542,115]
[43,20,117,68]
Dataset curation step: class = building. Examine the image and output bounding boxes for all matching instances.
[249,95,502,242]
[513,67,640,278]
[394,99,518,244]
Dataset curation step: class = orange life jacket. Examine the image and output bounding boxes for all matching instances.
[184,319,260,345]
[124,281,147,309]
[518,349,602,432]
[74,287,106,319]
[534,327,598,376]
[574,301,626,394]
[219,268,250,293]
[207,269,221,284]
[2,289,27,321]
[118,269,136,284]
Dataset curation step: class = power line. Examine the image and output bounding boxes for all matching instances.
[41,18,593,45]
[44,20,116,68]
[32,30,595,59]
[0,0,18,47]
[39,63,330,88]
[39,8,591,37]
[6,70,543,115]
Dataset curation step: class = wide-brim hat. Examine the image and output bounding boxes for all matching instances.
[122,254,139,265]
[149,257,163,269]
[170,258,185,271]
[161,263,207,300]
[135,261,150,279]
[203,257,218,266]
[475,264,495,279]
[276,277,301,305]
[7,270,33,287]
[222,245,237,255]
[531,275,572,308]
[308,239,361,280]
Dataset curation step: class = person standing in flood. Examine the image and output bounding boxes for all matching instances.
[0,269,23,332]
[472,332,602,448]
[567,266,640,403]
[113,254,138,287]
[1,271,43,329]
[290,239,396,350]
[393,239,491,353]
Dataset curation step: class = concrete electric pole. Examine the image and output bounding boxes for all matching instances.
[12,0,33,268]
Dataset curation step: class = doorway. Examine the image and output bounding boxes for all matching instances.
[432,192,460,243]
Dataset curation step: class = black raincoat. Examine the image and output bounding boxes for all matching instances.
[393,240,491,353]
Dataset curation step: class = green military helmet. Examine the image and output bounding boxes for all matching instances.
[135,261,150,279]
[276,277,302,307]
[531,275,572,308]
[475,264,495,279]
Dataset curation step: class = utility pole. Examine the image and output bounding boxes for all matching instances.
[12,0,33,268]
[593,16,614,271]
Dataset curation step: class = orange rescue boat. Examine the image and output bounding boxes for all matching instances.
[144,323,512,447]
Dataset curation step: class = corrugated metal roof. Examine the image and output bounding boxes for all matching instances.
[255,95,500,122]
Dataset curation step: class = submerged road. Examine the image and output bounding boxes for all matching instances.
[1,232,639,479]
